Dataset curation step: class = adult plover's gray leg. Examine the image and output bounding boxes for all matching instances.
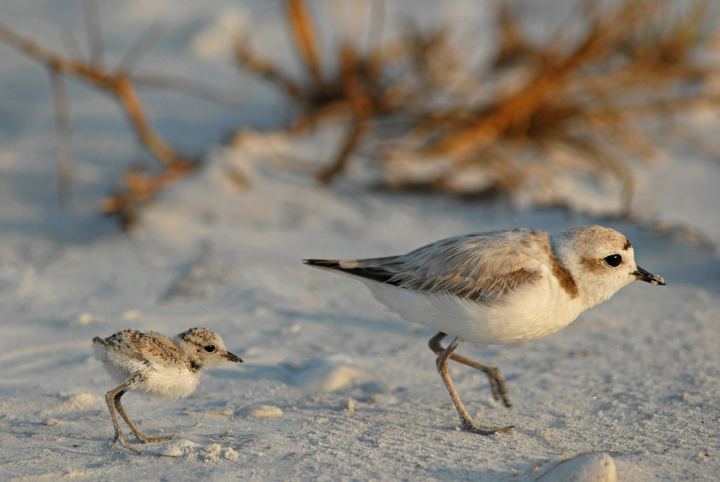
[105,383,140,453]
[114,390,172,444]
[432,333,513,435]
[429,332,511,408]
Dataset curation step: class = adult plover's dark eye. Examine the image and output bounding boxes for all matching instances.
[204,345,216,353]
[604,254,622,267]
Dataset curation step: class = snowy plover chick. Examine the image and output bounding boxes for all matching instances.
[304,225,665,434]
[93,327,243,453]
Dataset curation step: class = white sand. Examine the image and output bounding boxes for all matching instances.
[0,2,718,480]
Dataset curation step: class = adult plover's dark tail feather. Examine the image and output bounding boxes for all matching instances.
[302,259,341,269]
[302,258,398,284]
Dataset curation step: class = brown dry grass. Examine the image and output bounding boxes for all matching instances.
[235,0,413,183]
[0,4,242,228]
[237,0,719,217]
[4,0,718,240]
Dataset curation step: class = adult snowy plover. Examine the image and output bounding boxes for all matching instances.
[93,327,243,453]
[304,225,665,434]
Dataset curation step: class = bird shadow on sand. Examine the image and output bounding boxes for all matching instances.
[274,307,412,334]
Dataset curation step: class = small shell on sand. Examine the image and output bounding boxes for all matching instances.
[222,447,240,461]
[241,404,284,418]
[163,440,200,458]
[343,398,357,412]
[121,310,142,321]
[538,452,617,482]
[205,409,234,417]
[59,393,103,411]
[71,312,95,326]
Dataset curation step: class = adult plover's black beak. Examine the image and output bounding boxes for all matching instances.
[632,266,666,285]
[223,351,244,363]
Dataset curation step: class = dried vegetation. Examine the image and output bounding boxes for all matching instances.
[0,2,241,227]
[237,0,720,217]
[1,0,718,241]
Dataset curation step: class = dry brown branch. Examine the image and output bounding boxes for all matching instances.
[289,101,351,133]
[234,0,411,182]
[383,0,718,213]
[235,39,304,101]
[317,116,369,184]
[423,18,614,159]
[0,23,186,168]
[287,0,324,86]
[48,69,73,206]
[103,161,197,229]
[0,18,243,228]
[492,1,542,70]
[115,77,185,168]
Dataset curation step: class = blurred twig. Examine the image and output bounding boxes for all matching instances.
[287,0,324,86]
[48,69,73,206]
[0,13,244,228]
[235,0,409,184]
[0,22,186,167]
[103,162,198,229]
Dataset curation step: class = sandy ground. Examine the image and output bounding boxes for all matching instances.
[1,2,718,481]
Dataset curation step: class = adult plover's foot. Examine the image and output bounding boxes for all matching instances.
[486,367,512,408]
[111,433,141,454]
[461,421,514,436]
[137,434,172,444]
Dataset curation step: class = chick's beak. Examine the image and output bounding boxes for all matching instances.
[222,351,244,363]
[632,266,666,285]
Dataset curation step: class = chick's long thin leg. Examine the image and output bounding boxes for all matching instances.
[429,332,511,408]
[433,334,513,435]
[105,382,140,453]
[114,390,172,443]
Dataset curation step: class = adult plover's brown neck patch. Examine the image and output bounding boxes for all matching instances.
[550,250,578,298]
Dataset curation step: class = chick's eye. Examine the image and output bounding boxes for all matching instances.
[204,345,216,353]
[604,254,623,267]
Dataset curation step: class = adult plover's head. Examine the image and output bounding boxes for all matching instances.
[555,225,665,306]
[175,327,243,370]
